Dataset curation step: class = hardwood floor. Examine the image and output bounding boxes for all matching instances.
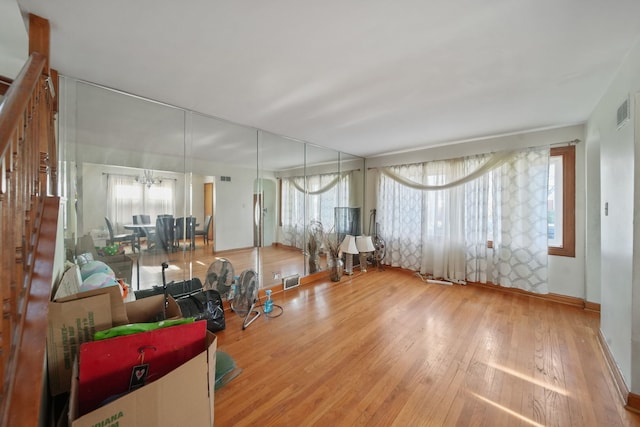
[128,243,305,291]
[212,268,640,427]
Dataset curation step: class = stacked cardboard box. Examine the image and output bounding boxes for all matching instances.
[48,272,216,427]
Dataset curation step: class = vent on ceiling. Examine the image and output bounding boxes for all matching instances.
[282,274,300,290]
[617,97,630,129]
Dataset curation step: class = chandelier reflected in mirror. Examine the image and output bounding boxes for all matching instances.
[136,169,162,188]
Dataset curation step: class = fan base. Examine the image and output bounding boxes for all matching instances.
[242,310,261,330]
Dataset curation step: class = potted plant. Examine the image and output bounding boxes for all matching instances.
[324,229,343,282]
[307,220,324,274]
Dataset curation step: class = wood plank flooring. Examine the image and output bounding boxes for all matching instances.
[129,243,305,291]
[212,268,640,427]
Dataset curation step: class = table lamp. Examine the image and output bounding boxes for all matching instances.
[355,235,375,272]
[340,235,358,275]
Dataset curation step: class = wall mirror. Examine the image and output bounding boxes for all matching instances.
[59,76,364,294]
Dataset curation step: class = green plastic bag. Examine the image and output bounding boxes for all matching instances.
[94,317,195,340]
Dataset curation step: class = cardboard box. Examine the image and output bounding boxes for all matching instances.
[69,331,217,427]
[47,287,181,396]
[77,321,207,416]
[47,285,127,396]
[125,294,181,324]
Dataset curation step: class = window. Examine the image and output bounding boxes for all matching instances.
[547,146,575,257]
[107,174,175,228]
[279,172,352,249]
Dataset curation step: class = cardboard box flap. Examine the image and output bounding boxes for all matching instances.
[57,285,128,326]
[52,263,82,300]
[125,294,181,324]
[47,293,113,396]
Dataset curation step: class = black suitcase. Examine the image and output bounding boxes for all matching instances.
[133,278,203,300]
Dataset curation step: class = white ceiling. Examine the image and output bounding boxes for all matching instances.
[13,0,640,157]
[0,0,27,78]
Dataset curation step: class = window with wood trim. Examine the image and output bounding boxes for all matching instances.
[548,145,575,257]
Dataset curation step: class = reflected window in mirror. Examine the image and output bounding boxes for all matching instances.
[279,171,352,249]
[105,171,176,230]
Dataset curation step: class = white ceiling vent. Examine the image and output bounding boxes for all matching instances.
[617,97,630,129]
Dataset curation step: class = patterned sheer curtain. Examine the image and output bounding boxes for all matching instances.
[280,172,351,248]
[377,160,467,280]
[280,176,306,248]
[378,147,550,293]
[466,149,550,292]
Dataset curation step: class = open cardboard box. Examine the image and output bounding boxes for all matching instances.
[47,285,181,396]
[69,330,217,427]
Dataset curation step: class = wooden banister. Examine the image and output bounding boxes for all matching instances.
[1,197,58,427]
[0,76,11,96]
[0,46,58,426]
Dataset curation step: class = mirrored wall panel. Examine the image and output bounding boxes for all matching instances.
[59,76,364,297]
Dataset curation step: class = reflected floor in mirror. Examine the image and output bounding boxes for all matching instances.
[129,244,306,290]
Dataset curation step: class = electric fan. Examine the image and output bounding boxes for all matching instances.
[231,269,261,330]
[202,257,234,299]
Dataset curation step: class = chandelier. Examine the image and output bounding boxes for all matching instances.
[136,169,162,188]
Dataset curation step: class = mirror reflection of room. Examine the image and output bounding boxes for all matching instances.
[60,77,365,294]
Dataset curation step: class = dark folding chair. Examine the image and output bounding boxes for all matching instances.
[104,217,138,253]
[194,215,212,245]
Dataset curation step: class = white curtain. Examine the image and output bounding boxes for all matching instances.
[144,180,176,220]
[106,175,142,232]
[466,149,550,292]
[107,175,176,231]
[281,172,351,248]
[378,159,467,280]
[378,147,550,293]
[281,176,306,248]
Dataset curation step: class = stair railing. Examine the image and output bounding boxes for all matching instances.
[0,50,58,427]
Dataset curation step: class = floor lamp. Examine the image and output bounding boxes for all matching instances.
[340,235,358,275]
[355,235,375,272]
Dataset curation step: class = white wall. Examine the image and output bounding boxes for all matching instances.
[365,124,587,299]
[191,157,258,251]
[585,128,601,305]
[0,0,27,79]
[586,36,640,392]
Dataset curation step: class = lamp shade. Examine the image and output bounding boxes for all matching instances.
[340,235,359,254]
[356,235,375,253]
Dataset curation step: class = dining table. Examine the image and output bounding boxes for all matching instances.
[123,223,156,251]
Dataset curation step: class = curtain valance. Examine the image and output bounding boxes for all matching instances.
[378,150,515,191]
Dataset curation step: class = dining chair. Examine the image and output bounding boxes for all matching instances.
[154,215,176,252]
[176,217,197,249]
[104,217,138,253]
[133,214,155,250]
[194,215,212,245]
